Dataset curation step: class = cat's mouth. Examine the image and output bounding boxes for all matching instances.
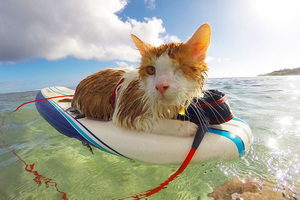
[156,93,182,106]
[157,97,173,105]
[151,86,190,106]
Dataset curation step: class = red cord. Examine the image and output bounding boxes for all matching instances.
[10,95,74,114]
[1,94,73,200]
[119,148,196,200]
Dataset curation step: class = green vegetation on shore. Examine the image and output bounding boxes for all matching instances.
[258,67,300,76]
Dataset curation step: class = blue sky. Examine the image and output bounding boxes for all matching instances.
[1,0,300,93]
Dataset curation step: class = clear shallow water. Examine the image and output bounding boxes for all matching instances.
[0,76,299,199]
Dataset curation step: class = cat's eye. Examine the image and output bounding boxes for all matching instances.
[146,66,156,75]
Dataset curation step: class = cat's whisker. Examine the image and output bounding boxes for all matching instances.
[200,98,226,122]
[187,104,208,134]
[216,91,243,112]
[190,103,207,124]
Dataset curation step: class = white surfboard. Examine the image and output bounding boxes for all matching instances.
[35,86,252,165]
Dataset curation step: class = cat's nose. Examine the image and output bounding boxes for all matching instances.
[155,84,169,95]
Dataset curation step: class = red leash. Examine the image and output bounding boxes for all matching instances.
[11,95,74,114]
[0,95,73,200]
[119,148,197,200]
[119,126,205,200]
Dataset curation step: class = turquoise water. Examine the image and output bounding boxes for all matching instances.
[0,76,299,199]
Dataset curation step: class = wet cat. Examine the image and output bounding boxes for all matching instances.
[71,23,211,137]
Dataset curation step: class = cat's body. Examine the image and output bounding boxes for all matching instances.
[72,24,211,137]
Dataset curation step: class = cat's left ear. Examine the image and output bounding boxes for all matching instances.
[184,24,211,61]
[131,34,152,57]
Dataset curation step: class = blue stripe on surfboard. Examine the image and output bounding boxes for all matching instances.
[207,128,245,157]
[48,100,114,154]
[48,87,67,96]
[53,86,74,95]
[73,119,130,159]
[232,117,249,126]
[48,99,129,158]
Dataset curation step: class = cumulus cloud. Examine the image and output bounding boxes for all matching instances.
[0,0,178,63]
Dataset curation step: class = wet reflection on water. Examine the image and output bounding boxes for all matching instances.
[206,76,300,199]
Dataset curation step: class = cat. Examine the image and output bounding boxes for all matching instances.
[71,23,211,137]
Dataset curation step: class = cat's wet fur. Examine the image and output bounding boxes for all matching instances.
[72,24,211,137]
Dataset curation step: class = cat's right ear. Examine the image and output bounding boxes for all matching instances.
[131,34,152,57]
[184,24,211,62]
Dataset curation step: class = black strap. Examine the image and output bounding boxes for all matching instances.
[192,117,209,149]
[178,90,234,150]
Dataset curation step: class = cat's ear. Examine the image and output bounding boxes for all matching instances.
[131,34,152,57]
[184,24,211,61]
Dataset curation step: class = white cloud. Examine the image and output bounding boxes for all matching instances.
[128,17,166,46]
[205,56,230,63]
[0,0,178,63]
[163,34,181,43]
[206,56,215,62]
[115,61,135,69]
[144,0,156,9]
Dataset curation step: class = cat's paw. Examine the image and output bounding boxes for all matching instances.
[177,120,198,137]
[151,119,197,137]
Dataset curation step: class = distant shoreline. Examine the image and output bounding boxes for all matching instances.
[258,67,300,76]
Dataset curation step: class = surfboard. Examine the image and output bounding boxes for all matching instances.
[35,86,252,165]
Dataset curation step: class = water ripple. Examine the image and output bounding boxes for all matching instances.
[1,77,300,199]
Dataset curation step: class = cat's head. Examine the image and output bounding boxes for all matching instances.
[131,24,211,107]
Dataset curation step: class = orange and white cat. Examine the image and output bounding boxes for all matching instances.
[72,24,211,137]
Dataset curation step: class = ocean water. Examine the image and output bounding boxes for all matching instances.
[0,76,299,200]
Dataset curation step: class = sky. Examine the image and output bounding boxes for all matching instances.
[0,0,300,93]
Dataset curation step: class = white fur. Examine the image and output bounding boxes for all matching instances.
[114,68,139,98]
[146,54,201,107]
[146,54,183,105]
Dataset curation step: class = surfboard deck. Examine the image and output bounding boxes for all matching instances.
[35,86,252,165]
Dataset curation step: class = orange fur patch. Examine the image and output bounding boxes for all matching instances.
[72,68,126,121]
